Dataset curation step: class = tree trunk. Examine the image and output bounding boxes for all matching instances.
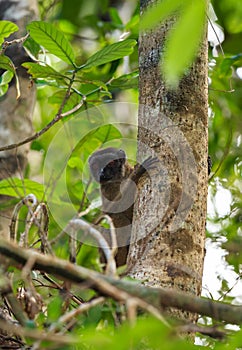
[127,1,208,322]
[0,0,38,238]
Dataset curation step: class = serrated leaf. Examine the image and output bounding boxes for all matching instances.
[0,178,44,200]
[22,62,66,83]
[140,0,185,31]
[27,21,75,65]
[162,0,206,87]
[0,20,19,46]
[0,55,15,73]
[82,39,136,69]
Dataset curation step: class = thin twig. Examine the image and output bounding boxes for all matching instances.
[0,33,29,54]
[78,178,92,213]
[0,76,114,153]
[51,297,105,332]
[0,98,84,152]
[10,194,37,241]
[99,214,118,275]
[207,15,234,93]
[102,215,117,258]
[68,218,117,277]
[0,68,78,152]
[0,276,29,326]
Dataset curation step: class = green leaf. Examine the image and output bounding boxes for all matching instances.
[162,0,206,87]
[22,62,66,83]
[82,39,136,69]
[68,156,83,170]
[0,55,20,99]
[0,55,15,73]
[217,0,242,34]
[0,83,8,96]
[110,71,138,89]
[47,296,62,323]
[0,20,19,46]
[230,53,242,67]
[23,36,41,58]
[76,124,123,152]
[0,55,19,97]
[109,7,123,27]
[0,70,14,85]
[26,21,75,65]
[48,91,80,114]
[140,0,185,31]
[0,178,44,200]
[218,57,233,78]
[125,14,139,34]
[0,70,14,96]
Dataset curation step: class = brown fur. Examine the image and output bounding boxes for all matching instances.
[89,147,156,266]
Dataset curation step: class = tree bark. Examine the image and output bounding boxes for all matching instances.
[127,1,208,322]
[0,0,38,238]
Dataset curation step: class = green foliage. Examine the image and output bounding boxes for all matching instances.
[23,36,41,58]
[27,21,76,65]
[82,39,137,69]
[0,20,18,45]
[0,54,19,97]
[212,0,242,34]
[0,178,44,200]
[205,1,242,318]
[47,295,63,323]
[110,71,139,89]
[76,317,197,350]
[0,70,14,96]
[0,54,15,73]
[22,62,68,84]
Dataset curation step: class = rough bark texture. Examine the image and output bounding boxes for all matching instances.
[0,0,38,237]
[127,1,208,322]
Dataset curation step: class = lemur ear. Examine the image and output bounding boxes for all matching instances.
[88,148,127,183]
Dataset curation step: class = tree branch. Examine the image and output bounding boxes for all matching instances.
[0,239,242,325]
[0,98,84,152]
[0,319,76,345]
